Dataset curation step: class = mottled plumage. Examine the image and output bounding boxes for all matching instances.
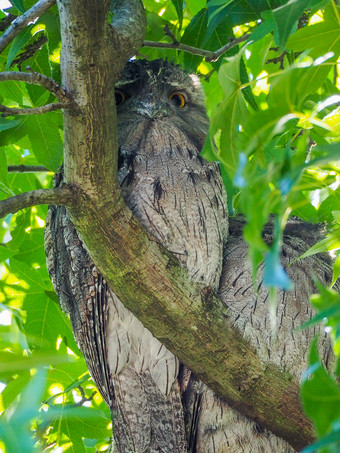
[45,59,228,452]
[45,59,332,453]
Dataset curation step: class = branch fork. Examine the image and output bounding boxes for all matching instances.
[0,68,79,116]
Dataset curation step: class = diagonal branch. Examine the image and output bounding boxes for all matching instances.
[0,70,77,108]
[0,102,64,116]
[0,0,56,54]
[143,29,250,62]
[0,186,73,218]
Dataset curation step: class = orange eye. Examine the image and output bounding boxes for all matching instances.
[115,90,126,106]
[169,92,186,108]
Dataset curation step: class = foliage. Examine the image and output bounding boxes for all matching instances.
[0,0,339,451]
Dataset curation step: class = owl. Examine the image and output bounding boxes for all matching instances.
[45,58,229,452]
[45,59,332,453]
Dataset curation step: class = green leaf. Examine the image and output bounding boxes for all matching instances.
[298,227,340,259]
[318,190,340,223]
[0,147,8,185]
[25,36,51,106]
[181,8,208,72]
[24,113,63,171]
[332,253,340,287]
[13,227,47,267]
[272,0,315,51]
[0,350,74,374]
[301,339,340,437]
[287,4,340,59]
[10,0,25,13]
[211,52,248,177]
[9,257,51,291]
[1,371,31,409]
[170,0,183,25]
[240,56,258,111]
[0,118,20,131]
[302,430,340,453]
[6,25,33,70]
[23,291,79,353]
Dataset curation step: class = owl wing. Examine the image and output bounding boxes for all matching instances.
[44,204,113,406]
[45,203,187,452]
[182,218,333,453]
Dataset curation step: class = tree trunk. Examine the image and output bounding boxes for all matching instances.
[45,1,332,451]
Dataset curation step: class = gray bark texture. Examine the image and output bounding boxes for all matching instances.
[45,198,333,453]
[183,218,333,452]
[44,1,333,451]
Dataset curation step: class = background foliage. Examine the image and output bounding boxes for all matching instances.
[0,0,339,451]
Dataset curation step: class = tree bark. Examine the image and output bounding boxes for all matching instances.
[54,0,324,449]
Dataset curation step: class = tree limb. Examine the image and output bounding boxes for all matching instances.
[143,30,251,62]
[0,102,64,116]
[0,0,56,54]
[110,0,146,60]
[8,165,50,173]
[0,186,73,218]
[0,70,76,108]
[56,0,313,449]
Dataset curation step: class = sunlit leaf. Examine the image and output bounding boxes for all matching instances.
[301,339,340,437]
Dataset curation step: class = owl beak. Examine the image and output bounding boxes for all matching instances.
[132,101,171,119]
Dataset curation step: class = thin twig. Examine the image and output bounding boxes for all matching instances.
[12,35,48,70]
[0,70,75,105]
[163,24,179,45]
[0,102,64,116]
[0,185,74,218]
[143,32,250,63]
[8,165,50,173]
[0,0,56,54]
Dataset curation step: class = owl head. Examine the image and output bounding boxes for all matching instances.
[115,59,209,151]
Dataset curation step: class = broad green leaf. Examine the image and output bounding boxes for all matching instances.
[0,148,8,185]
[272,0,320,51]
[301,339,340,437]
[0,118,20,131]
[23,291,79,353]
[181,8,208,72]
[0,244,15,262]
[240,56,258,111]
[211,52,248,176]
[332,253,340,287]
[13,228,47,267]
[10,0,25,13]
[50,405,111,440]
[0,369,46,453]
[302,430,340,453]
[287,4,340,59]
[0,350,73,374]
[318,190,340,222]
[298,227,340,259]
[9,257,52,291]
[6,25,33,70]
[38,11,62,82]
[25,36,51,106]
[1,371,31,409]
[24,113,63,171]
[170,0,183,25]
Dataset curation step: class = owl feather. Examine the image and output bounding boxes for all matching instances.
[45,59,332,453]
